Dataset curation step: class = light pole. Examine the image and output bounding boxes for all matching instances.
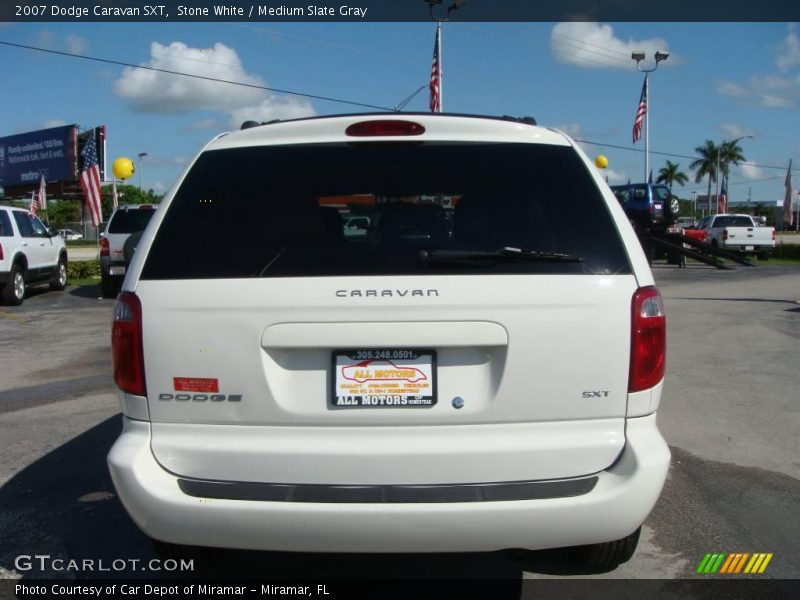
[137,152,148,192]
[691,191,697,223]
[632,50,669,182]
[715,135,753,213]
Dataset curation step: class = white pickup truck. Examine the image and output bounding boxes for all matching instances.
[695,214,775,258]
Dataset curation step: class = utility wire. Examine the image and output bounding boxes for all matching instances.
[575,138,798,172]
[0,40,394,112]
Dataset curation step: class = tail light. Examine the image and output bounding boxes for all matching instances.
[100,237,110,257]
[629,287,666,392]
[112,292,146,395]
[0,243,3,260]
[772,230,776,240]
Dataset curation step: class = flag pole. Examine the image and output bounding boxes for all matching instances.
[644,72,649,183]
[437,22,443,112]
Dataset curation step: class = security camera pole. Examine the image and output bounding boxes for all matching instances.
[632,51,669,182]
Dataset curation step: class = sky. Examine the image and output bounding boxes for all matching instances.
[0,20,798,205]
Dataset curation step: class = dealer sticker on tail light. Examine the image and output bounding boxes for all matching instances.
[331,349,437,408]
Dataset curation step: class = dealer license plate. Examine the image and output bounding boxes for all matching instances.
[331,349,437,409]
[109,266,126,275]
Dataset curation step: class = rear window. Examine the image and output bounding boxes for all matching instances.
[141,143,631,279]
[0,211,12,237]
[715,216,754,227]
[108,208,156,234]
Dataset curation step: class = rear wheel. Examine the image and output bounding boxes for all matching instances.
[1,265,26,306]
[574,527,641,570]
[50,257,68,291]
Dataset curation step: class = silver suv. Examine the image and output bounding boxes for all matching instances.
[108,114,670,568]
[100,204,157,298]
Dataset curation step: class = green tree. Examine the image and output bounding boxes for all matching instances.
[656,160,689,193]
[101,184,162,218]
[690,140,720,206]
[44,199,82,228]
[719,139,747,190]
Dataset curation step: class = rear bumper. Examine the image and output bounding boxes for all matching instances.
[108,413,670,553]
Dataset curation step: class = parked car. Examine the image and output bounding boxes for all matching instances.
[609,183,680,233]
[107,114,670,568]
[343,215,371,237]
[0,206,68,305]
[100,204,157,298]
[695,213,775,258]
[57,228,84,241]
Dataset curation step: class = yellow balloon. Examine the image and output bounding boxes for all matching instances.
[594,155,609,169]
[112,157,135,180]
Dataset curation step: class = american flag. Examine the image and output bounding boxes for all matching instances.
[29,191,37,217]
[429,24,441,113]
[37,173,47,212]
[111,180,119,212]
[632,76,647,143]
[718,180,728,214]
[80,134,103,227]
[785,159,794,227]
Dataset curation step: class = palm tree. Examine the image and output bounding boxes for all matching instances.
[719,140,747,189]
[656,160,689,194]
[690,140,720,205]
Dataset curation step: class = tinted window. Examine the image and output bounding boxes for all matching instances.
[0,211,12,237]
[12,212,35,237]
[108,208,156,234]
[653,186,670,202]
[142,143,631,280]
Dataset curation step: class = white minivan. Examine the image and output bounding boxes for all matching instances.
[107,114,670,568]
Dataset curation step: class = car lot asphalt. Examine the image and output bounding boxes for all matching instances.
[0,263,798,587]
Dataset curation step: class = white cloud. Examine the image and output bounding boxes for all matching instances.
[777,24,800,72]
[717,123,755,138]
[227,97,315,129]
[114,42,264,113]
[604,168,627,184]
[114,41,315,126]
[65,34,87,54]
[185,118,222,131]
[555,123,582,138]
[739,163,766,179]
[550,22,672,70]
[717,76,798,108]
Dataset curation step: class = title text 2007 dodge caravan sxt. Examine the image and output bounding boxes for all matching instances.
[108,114,670,568]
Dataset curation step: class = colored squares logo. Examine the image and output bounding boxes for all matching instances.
[697,552,773,574]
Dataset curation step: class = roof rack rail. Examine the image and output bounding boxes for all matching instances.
[501,115,537,126]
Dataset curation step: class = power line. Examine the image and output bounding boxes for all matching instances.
[575,138,798,172]
[0,40,394,112]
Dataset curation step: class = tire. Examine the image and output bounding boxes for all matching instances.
[575,527,641,570]
[49,257,68,291]
[123,231,144,267]
[1,264,26,306]
[665,197,680,225]
[100,273,120,299]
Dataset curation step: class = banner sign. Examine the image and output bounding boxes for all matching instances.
[0,125,78,188]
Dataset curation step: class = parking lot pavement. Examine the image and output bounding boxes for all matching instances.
[1,265,799,581]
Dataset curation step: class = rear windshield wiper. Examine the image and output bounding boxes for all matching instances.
[419,246,584,264]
